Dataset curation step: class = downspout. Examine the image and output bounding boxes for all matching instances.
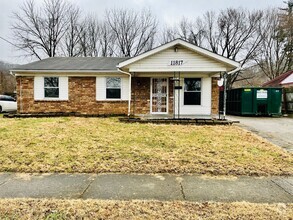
[223,66,241,119]
[118,68,131,117]
[11,71,22,113]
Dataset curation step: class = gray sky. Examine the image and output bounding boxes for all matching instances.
[0,0,284,64]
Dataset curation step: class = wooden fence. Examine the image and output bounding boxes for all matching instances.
[283,88,293,113]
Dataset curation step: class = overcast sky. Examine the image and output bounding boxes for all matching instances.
[0,0,284,64]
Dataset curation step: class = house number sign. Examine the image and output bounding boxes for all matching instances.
[170,60,184,66]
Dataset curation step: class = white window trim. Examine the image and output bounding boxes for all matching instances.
[34,76,68,101]
[44,76,60,100]
[183,78,202,106]
[105,77,122,101]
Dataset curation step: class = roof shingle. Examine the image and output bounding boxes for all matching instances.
[12,57,129,71]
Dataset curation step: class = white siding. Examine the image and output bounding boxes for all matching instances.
[96,77,106,100]
[121,77,129,100]
[127,46,228,72]
[174,76,211,116]
[59,77,68,100]
[34,76,44,100]
[34,76,68,100]
[281,73,293,85]
[96,76,129,101]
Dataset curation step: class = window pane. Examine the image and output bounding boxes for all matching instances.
[44,77,59,87]
[45,88,59,98]
[184,78,201,91]
[184,92,201,105]
[106,88,121,99]
[106,78,121,88]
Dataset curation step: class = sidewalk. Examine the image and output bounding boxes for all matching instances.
[0,173,292,203]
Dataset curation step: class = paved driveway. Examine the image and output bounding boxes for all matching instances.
[226,115,293,153]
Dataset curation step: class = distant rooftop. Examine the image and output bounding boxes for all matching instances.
[12,57,130,71]
[262,70,293,87]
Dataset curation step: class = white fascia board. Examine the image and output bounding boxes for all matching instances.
[128,67,228,72]
[117,39,240,69]
[11,69,119,73]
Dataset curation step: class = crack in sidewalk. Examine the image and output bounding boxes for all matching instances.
[0,174,13,187]
[79,175,96,198]
[179,182,186,200]
[271,179,293,196]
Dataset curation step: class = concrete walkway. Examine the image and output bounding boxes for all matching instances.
[0,173,292,203]
[226,115,293,152]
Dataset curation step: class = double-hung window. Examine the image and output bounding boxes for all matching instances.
[184,78,201,105]
[106,77,121,99]
[44,77,59,98]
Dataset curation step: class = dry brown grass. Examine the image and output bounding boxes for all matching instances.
[0,117,292,175]
[0,199,292,220]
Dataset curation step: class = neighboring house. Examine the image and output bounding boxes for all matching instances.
[263,70,293,88]
[11,39,240,118]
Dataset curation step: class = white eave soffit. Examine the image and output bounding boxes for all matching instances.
[117,39,240,69]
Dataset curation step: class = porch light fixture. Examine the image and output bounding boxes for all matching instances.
[217,78,224,87]
[174,46,178,52]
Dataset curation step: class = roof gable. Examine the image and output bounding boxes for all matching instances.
[118,39,240,71]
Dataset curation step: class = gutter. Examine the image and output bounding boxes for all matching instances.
[11,69,120,74]
[222,66,241,119]
[117,68,132,117]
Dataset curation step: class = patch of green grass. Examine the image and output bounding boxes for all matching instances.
[0,117,292,175]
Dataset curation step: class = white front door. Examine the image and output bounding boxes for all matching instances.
[151,78,168,114]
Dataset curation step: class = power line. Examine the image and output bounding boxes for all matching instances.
[0,36,15,46]
[0,36,23,50]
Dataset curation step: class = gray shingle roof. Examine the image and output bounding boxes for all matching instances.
[12,57,129,71]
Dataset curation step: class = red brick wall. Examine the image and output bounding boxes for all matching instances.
[211,77,219,115]
[131,77,150,115]
[131,77,174,115]
[16,76,128,115]
[16,76,218,116]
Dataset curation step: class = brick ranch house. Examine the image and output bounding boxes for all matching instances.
[11,39,240,118]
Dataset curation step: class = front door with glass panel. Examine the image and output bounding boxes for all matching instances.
[151,78,168,114]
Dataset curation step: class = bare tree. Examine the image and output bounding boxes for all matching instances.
[253,8,290,79]
[160,17,205,46]
[160,26,177,44]
[12,0,73,59]
[202,8,263,88]
[280,0,293,71]
[63,6,81,57]
[85,16,100,57]
[105,8,157,57]
[97,22,116,57]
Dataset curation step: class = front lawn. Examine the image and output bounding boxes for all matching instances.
[0,199,292,219]
[0,117,292,175]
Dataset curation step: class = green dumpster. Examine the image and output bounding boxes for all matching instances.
[226,88,282,116]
